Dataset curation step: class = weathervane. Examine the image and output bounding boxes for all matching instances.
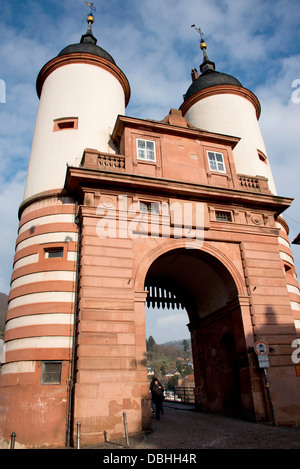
[191,24,204,39]
[191,24,214,73]
[191,24,208,52]
[84,0,96,15]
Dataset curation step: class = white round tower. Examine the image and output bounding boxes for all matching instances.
[180,31,300,338]
[180,34,276,194]
[24,14,130,200]
[0,13,130,448]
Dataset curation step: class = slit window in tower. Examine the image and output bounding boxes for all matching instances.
[207,151,226,173]
[258,150,268,164]
[284,263,292,274]
[137,139,156,162]
[41,361,62,384]
[53,117,78,132]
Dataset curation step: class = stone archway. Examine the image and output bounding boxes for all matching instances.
[138,244,255,421]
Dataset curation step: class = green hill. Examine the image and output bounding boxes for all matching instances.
[162,338,191,350]
[146,336,193,385]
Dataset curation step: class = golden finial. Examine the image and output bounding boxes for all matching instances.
[191,25,215,73]
[84,1,96,23]
[191,24,206,48]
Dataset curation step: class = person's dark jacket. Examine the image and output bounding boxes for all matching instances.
[151,383,164,403]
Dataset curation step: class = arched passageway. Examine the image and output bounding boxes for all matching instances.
[143,247,254,420]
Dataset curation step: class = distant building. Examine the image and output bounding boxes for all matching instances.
[179,374,195,388]
[187,357,193,368]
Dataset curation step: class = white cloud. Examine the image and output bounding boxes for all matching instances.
[157,312,187,328]
[145,307,190,343]
[0,171,26,294]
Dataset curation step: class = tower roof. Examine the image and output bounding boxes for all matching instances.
[184,27,243,101]
[57,11,116,65]
[57,42,116,65]
[184,70,243,101]
[36,11,131,105]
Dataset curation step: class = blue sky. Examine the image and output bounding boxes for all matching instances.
[0,0,300,342]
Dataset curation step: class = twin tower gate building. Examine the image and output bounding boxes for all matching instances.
[1,15,300,448]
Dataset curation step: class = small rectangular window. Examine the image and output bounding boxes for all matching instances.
[45,248,64,259]
[140,201,159,214]
[41,361,62,384]
[207,151,226,173]
[137,139,156,162]
[53,117,78,132]
[258,150,267,164]
[216,211,232,222]
[58,121,75,129]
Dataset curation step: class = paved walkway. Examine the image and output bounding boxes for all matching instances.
[89,402,300,450]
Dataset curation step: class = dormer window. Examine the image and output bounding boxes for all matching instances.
[137,139,156,162]
[207,151,226,173]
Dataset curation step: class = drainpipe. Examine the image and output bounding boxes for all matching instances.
[66,201,82,447]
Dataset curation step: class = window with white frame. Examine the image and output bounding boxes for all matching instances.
[140,201,160,214]
[207,151,226,173]
[137,139,156,162]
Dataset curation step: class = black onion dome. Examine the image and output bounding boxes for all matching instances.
[57,15,116,65]
[57,42,116,65]
[36,16,124,99]
[184,70,243,101]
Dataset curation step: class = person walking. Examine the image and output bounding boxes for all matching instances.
[151,379,164,420]
[150,376,157,413]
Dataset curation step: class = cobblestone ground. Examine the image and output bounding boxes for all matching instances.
[89,402,300,450]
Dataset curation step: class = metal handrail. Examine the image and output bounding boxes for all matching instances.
[165,386,195,404]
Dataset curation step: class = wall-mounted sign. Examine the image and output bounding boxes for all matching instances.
[254,340,269,356]
[254,340,270,368]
